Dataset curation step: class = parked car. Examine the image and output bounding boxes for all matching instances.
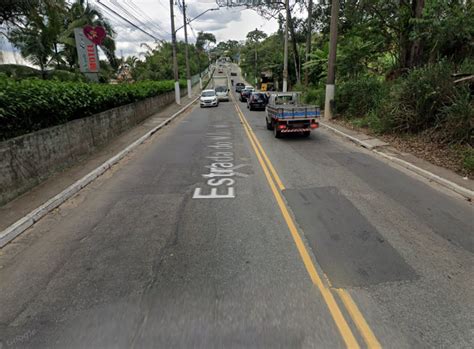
[215,85,230,101]
[235,82,245,93]
[200,89,219,107]
[239,87,255,102]
[247,92,268,111]
[230,72,237,76]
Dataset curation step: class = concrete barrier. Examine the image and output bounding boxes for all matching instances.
[0,89,182,206]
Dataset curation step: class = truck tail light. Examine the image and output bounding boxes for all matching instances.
[278,124,287,130]
[310,122,319,129]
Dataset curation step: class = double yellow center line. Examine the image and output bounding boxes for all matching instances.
[232,97,381,349]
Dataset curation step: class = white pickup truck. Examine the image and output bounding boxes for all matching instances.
[265,92,321,138]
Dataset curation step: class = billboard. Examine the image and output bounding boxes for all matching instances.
[74,28,99,73]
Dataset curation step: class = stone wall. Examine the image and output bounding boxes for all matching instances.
[0,90,180,205]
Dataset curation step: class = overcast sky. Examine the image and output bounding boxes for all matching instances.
[95,0,281,58]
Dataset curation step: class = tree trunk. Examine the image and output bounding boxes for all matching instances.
[408,0,424,67]
[287,7,301,85]
[399,0,425,69]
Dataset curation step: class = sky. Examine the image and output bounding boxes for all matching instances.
[0,0,298,64]
[95,0,281,58]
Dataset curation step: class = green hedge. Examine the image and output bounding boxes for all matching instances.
[0,77,186,140]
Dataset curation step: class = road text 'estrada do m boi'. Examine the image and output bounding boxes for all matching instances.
[193,129,248,199]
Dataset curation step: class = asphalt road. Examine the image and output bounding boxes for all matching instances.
[0,67,473,348]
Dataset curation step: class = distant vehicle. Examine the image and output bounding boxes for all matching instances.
[265,92,320,138]
[239,87,255,102]
[230,72,237,76]
[200,89,219,108]
[215,85,230,101]
[247,92,268,111]
[235,82,245,93]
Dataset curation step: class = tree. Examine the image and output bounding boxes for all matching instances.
[195,31,216,51]
[8,1,67,77]
[195,31,216,71]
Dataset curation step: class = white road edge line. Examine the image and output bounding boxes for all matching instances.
[320,121,474,200]
[0,96,200,248]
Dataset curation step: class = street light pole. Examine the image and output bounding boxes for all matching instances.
[282,0,289,92]
[325,0,339,119]
[182,0,192,98]
[169,0,180,105]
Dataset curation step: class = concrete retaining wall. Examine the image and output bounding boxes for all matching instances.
[0,90,181,206]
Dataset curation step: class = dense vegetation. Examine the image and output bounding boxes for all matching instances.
[0,75,185,140]
[235,0,473,172]
[0,2,213,141]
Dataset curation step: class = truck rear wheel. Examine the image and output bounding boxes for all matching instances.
[302,131,311,137]
[266,118,273,130]
[273,126,281,138]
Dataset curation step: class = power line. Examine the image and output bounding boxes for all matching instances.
[124,0,170,36]
[120,0,171,36]
[109,0,166,39]
[96,0,165,43]
[157,0,170,14]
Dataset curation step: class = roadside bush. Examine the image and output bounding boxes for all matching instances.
[380,61,455,133]
[0,64,41,79]
[463,148,474,172]
[46,70,87,82]
[350,110,387,134]
[436,87,474,145]
[0,78,181,140]
[336,76,387,118]
[303,85,325,107]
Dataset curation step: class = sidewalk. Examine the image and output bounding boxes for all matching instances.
[320,119,474,200]
[0,85,201,233]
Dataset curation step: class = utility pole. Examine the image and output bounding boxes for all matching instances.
[254,28,258,85]
[169,0,180,105]
[304,0,313,87]
[282,0,289,92]
[182,0,192,98]
[325,0,339,119]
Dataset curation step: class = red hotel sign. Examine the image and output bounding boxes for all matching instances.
[74,27,101,73]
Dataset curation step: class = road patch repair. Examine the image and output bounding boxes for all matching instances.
[283,186,417,288]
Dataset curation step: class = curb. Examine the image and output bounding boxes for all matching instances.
[320,121,474,200]
[0,96,199,248]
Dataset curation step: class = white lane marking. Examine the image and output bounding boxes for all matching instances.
[193,125,249,199]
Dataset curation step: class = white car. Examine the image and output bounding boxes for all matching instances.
[200,89,219,108]
[215,86,230,101]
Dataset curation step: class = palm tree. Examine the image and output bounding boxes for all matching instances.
[60,0,117,69]
[8,0,67,77]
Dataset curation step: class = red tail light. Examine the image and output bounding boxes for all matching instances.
[310,122,319,129]
[278,124,287,130]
